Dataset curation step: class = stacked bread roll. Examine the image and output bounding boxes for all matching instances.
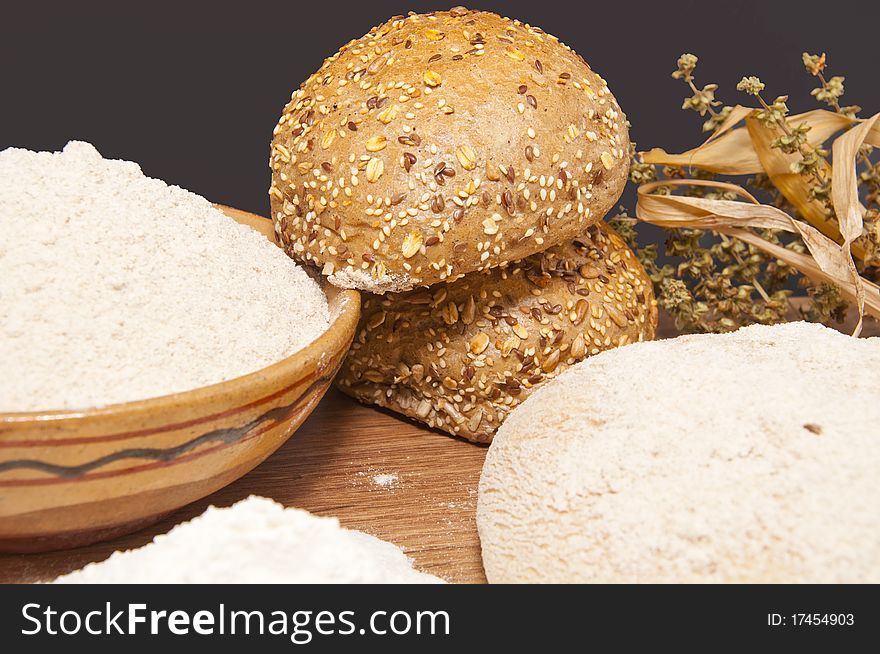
[270,7,657,441]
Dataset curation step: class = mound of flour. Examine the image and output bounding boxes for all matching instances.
[0,142,328,411]
[55,496,443,583]
[478,322,880,583]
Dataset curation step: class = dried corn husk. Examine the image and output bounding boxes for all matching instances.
[829,114,880,332]
[744,115,839,239]
[703,105,755,145]
[641,119,758,175]
[643,108,869,174]
[833,114,879,244]
[729,229,880,331]
[637,180,852,279]
[636,111,880,335]
[636,180,879,334]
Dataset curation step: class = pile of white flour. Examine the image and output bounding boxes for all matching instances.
[54,497,442,583]
[0,142,329,411]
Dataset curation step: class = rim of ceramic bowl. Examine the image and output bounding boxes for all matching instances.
[0,208,360,427]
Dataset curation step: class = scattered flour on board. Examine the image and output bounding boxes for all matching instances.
[0,142,329,411]
[54,497,443,583]
[372,473,399,487]
[354,467,401,490]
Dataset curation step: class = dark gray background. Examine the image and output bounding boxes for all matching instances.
[2,0,877,219]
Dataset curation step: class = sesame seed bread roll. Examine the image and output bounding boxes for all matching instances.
[336,223,657,442]
[269,7,630,293]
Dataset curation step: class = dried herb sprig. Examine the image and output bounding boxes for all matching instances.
[625,53,879,333]
[673,54,732,133]
[802,52,880,277]
[609,208,796,333]
[736,75,833,215]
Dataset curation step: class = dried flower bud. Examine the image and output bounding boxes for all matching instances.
[682,83,720,116]
[672,53,698,81]
[802,52,826,77]
[736,76,765,96]
[812,75,845,105]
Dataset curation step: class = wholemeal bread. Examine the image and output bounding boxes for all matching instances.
[477,322,880,583]
[336,223,657,442]
[270,7,629,292]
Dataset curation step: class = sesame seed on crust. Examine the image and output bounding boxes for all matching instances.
[335,222,657,442]
[269,7,630,293]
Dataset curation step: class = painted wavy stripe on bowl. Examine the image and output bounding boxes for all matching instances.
[0,359,330,465]
[0,370,337,485]
[0,206,361,552]
[0,380,299,448]
[0,338,345,542]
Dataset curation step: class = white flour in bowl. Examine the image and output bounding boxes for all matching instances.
[0,141,329,412]
[54,496,443,583]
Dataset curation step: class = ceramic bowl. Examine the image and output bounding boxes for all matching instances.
[0,206,360,552]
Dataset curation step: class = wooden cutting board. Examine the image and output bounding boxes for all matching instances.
[0,306,873,584]
[0,388,490,583]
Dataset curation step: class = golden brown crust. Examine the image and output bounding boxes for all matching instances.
[336,223,658,442]
[270,7,629,293]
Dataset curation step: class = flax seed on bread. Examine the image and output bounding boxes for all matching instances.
[336,223,657,442]
[269,7,630,293]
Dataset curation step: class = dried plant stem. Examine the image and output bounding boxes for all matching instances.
[634,53,880,335]
[754,94,832,201]
[816,71,875,172]
[636,178,880,334]
[687,79,719,117]
[717,232,773,302]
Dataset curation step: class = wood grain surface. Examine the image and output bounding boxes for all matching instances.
[0,389,490,584]
[0,305,874,584]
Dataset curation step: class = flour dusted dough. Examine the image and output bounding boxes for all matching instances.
[477,322,880,583]
[55,497,442,584]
